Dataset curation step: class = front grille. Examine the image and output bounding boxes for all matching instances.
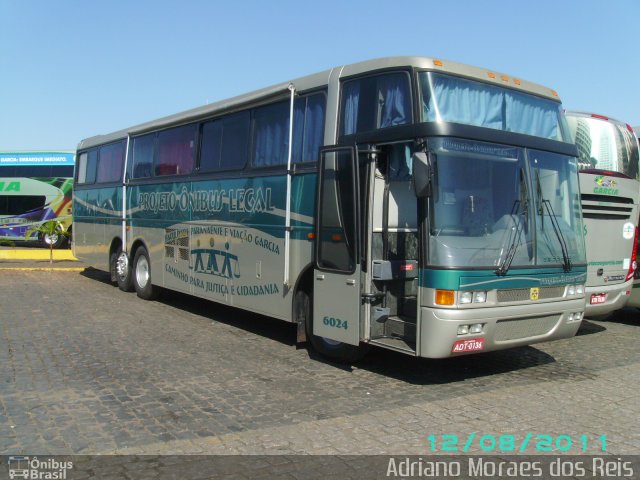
[497,286,565,302]
[495,315,559,341]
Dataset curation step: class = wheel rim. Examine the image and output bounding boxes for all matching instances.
[136,255,150,289]
[44,233,58,245]
[116,252,128,278]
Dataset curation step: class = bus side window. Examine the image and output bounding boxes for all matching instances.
[85,149,98,184]
[155,124,197,176]
[200,112,249,172]
[340,73,412,136]
[96,141,126,183]
[130,134,155,179]
[76,153,88,183]
[252,101,290,167]
[292,93,326,164]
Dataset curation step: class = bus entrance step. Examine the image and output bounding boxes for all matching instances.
[383,315,416,342]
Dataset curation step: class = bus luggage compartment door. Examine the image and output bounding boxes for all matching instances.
[313,147,361,346]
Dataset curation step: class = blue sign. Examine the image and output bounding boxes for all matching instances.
[0,151,75,166]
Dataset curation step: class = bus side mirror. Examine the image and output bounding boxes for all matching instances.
[412,152,434,197]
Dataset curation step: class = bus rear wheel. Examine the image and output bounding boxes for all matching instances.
[133,247,158,300]
[297,290,367,364]
[115,250,134,292]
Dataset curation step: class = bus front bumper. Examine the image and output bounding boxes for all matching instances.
[584,279,633,317]
[418,298,586,359]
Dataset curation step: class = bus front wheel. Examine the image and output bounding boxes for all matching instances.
[297,290,367,364]
[133,247,158,300]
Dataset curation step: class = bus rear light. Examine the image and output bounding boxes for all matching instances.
[331,233,343,242]
[626,124,634,133]
[591,113,609,121]
[626,227,638,282]
[307,232,316,240]
[435,289,455,305]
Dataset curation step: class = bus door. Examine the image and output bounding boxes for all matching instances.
[368,142,419,353]
[313,147,362,345]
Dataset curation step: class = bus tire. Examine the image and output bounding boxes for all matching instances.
[40,231,66,249]
[298,290,367,364]
[115,250,134,292]
[133,247,158,300]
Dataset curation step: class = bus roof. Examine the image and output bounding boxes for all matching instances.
[77,56,563,150]
[0,151,75,166]
[565,110,631,128]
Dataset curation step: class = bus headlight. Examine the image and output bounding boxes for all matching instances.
[576,284,585,295]
[473,291,487,303]
[459,291,473,304]
[567,285,576,295]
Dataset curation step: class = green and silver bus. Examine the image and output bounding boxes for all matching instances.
[74,57,587,362]
[0,151,74,247]
[565,112,639,316]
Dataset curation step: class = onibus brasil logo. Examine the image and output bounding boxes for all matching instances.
[7,456,73,479]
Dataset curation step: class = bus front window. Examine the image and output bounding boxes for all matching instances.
[428,138,534,268]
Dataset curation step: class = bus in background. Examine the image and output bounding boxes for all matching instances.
[565,112,640,317]
[628,126,640,308]
[74,57,587,362]
[0,151,75,248]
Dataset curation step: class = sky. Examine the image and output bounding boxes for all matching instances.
[1,0,639,151]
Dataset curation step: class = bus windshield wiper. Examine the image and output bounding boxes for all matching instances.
[495,200,526,276]
[535,168,572,272]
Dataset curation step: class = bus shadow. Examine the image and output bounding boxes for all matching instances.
[81,267,113,284]
[158,288,298,347]
[353,345,559,385]
[575,319,607,336]
[80,267,301,347]
[79,267,593,383]
[604,308,640,327]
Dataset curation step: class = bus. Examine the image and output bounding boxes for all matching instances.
[74,56,587,362]
[0,151,75,247]
[628,126,640,308]
[565,112,639,317]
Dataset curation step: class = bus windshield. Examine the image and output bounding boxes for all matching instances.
[565,115,639,179]
[419,72,572,142]
[428,138,585,269]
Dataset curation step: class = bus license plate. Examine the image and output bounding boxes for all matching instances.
[590,293,608,305]
[452,338,485,353]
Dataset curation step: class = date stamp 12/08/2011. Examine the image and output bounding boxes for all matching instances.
[427,433,607,454]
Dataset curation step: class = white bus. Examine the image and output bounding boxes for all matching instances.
[74,57,587,362]
[565,112,639,317]
[628,126,640,308]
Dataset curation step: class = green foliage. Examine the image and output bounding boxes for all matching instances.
[25,220,71,262]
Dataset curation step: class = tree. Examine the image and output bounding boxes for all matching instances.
[25,220,70,264]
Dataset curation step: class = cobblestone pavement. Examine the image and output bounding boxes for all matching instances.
[0,268,639,457]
